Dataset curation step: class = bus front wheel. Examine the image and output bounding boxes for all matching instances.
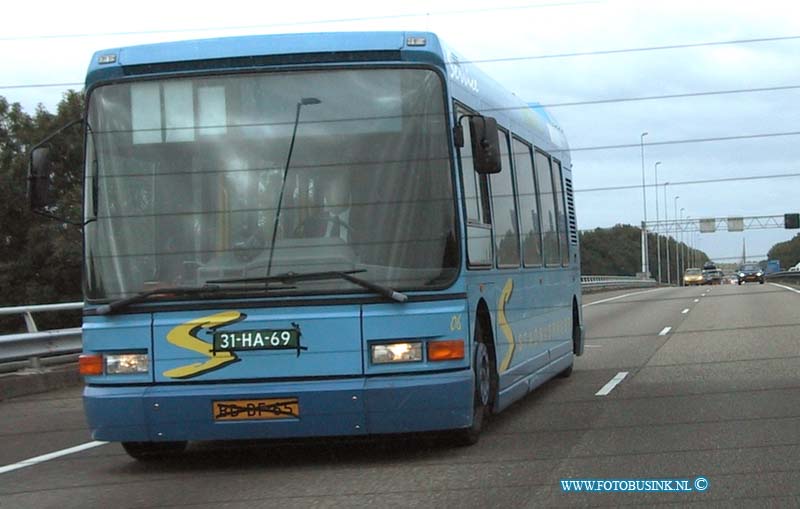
[452,333,496,446]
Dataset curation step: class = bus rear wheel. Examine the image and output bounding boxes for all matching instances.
[559,304,580,378]
[122,441,187,461]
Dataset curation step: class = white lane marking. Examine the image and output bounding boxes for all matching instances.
[585,344,603,348]
[694,299,700,303]
[770,282,800,295]
[582,288,665,308]
[659,326,672,336]
[0,441,108,475]
[596,371,629,396]
[682,308,690,314]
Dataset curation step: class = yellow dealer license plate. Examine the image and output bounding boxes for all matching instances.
[213,398,300,421]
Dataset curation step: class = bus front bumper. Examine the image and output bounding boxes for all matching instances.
[84,370,473,442]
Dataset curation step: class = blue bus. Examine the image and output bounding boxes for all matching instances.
[29,31,583,459]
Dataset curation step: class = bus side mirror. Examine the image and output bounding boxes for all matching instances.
[469,116,501,174]
[29,146,53,210]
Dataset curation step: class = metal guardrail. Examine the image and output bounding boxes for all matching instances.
[580,275,658,290]
[1,276,656,372]
[6,270,793,377]
[0,302,83,373]
[765,271,800,288]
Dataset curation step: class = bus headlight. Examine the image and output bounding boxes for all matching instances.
[105,353,149,374]
[370,342,423,364]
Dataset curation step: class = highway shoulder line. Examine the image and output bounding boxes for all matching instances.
[0,441,108,475]
[583,287,665,308]
[769,282,800,295]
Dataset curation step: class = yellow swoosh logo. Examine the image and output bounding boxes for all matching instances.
[498,278,515,372]
[162,311,243,379]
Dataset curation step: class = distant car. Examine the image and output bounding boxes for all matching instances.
[703,261,717,271]
[738,264,764,284]
[683,268,704,286]
[702,269,723,285]
[789,262,800,272]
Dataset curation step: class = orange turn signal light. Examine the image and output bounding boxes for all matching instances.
[427,340,465,361]
[79,354,104,376]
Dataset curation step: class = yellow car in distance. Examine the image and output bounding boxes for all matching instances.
[683,268,704,286]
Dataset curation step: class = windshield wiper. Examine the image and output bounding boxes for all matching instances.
[94,282,296,315]
[208,269,409,303]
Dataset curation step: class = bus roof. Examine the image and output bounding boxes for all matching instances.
[86,31,568,154]
[87,31,435,84]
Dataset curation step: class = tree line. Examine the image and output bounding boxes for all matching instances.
[0,92,83,332]
[767,234,800,270]
[579,224,709,280]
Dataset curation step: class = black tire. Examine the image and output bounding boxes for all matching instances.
[559,305,579,378]
[738,281,742,285]
[122,441,187,461]
[452,332,496,446]
[759,280,764,284]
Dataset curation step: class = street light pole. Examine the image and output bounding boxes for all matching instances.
[640,132,649,277]
[674,196,680,285]
[686,216,692,270]
[664,182,670,285]
[654,161,662,283]
[680,208,686,279]
[266,96,322,278]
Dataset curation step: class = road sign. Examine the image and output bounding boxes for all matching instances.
[699,218,716,233]
[727,217,744,232]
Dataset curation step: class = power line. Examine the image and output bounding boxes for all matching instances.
[466,34,800,64]
[2,158,799,203]
[536,84,800,109]
[3,132,800,190]
[0,1,602,42]
[5,81,800,122]
[2,31,800,91]
[573,172,800,194]
[568,130,800,153]
[0,82,83,91]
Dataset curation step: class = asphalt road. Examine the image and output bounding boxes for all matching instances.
[1,283,798,508]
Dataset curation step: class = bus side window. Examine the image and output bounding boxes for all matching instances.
[513,137,542,267]
[456,104,492,268]
[491,129,520,268]
[534,150,560,267]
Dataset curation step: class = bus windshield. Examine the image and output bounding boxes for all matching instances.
[84,68,456,300]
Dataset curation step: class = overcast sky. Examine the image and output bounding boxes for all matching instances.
[3,0,799,267]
